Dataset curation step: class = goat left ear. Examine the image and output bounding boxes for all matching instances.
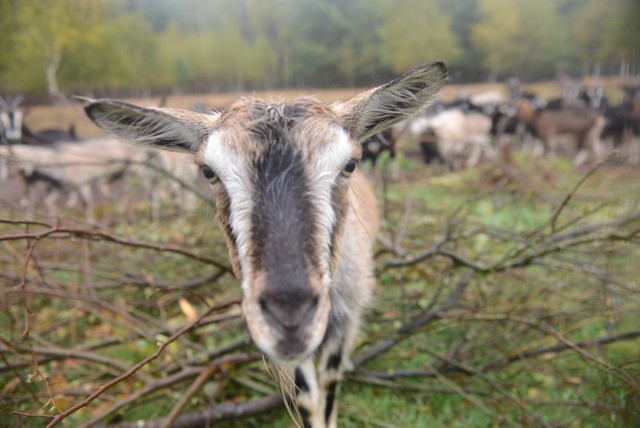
[333,61,447,142]
[83,99,219,153]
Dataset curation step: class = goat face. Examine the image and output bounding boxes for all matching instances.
[83,60,447,364]
[0,95,24,143]
[199,99,359,363]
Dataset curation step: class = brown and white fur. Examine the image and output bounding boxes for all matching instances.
[82,61,447,427]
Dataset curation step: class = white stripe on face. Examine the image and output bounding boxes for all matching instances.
[306,126,354,275]
[203,130,256,294]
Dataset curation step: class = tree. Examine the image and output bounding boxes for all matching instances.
[568,1,610,68]
[11,0,107,99]
[472,0,567,80]
[56,12,161,95]
[600,0,640,76]
[378,0,461,74]
[511,0,568,77]
[472,0,522,79]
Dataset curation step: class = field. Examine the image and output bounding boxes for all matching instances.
[1,87,640,427]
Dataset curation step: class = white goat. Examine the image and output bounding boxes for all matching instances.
[147,150,200,219]
[0,138,149,218]
[81,61,447,428]
[410,107,493,169]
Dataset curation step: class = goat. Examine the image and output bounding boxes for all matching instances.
[20,122,78,145]
[146,150,200,219]
[602,92,640,163]
[470,90,505,107]
[516,98,606,166]
[410,106,493,169]
[0,138,149,219]
[81,61,447,428]
[0,95,24,144]
[361,127,397,168]
[0,95,78,146]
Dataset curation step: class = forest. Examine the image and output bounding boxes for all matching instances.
[1,0,639,99]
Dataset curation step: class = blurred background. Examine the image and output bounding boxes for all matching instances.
[0,0,638,99]
[1,1,640,427]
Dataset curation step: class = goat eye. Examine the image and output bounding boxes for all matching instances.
[341,160,357,177]
[201,165,218,183]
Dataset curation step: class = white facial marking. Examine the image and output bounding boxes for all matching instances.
[308,126,354,273]
[203,130,255,292]
[0,113,10,138]
[8,111,23,140]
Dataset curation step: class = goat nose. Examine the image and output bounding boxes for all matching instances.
[259,290,319,332]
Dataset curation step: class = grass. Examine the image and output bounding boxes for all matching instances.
[1,91,640,426]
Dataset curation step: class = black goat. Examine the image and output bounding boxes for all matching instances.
[602,93,640,148]
[20,123,78,145]
[362,127,397,167]
[516,98,606,165]
[0,95,78,145]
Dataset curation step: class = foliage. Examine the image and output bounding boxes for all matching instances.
[378,0,461,74]
[472,0,568,79]
[0,0,638,96]
[8,0,107,95]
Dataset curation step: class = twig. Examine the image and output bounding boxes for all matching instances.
[0,221,232,272]
[46,304,222,427]
[19,235,59,412]
[160,367,216,428]
[549,155,607,232]
[1,353,46,409]
[99,394,283,428]
[355,329,640,380]
[510,316,640,392]
[353,269,474,366]
[351,374,487,395]
[0,345,133,374]
[81,353,258,428]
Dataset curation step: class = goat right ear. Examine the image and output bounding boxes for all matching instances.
[333,61,447,142]
[83,99,219,153]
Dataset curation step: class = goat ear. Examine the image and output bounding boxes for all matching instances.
[83,99,219,153]
[333,61,447,142]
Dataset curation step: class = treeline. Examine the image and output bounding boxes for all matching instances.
[0,0,638,97]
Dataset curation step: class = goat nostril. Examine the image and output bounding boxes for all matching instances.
[259,292,319,331]
[309,295,319,312]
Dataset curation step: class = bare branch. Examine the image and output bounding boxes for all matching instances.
[0,220,232,272]
[46,304,224,427]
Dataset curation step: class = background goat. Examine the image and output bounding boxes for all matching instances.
[516,98,606,166]
[361,127,397,168]
[409,103,493,169]
[0,94,78,146]
[0,138,150,219]
[20,122,78,145]
[82,61,447,428]
[0,95,24,144]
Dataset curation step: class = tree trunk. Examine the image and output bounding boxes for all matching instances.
[46,49,62,100]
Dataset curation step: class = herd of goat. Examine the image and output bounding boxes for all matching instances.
[364,80,640,170]
[0,96,196,220]
[1,80,639,220]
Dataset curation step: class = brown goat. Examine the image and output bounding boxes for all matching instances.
[516,99,606,165]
